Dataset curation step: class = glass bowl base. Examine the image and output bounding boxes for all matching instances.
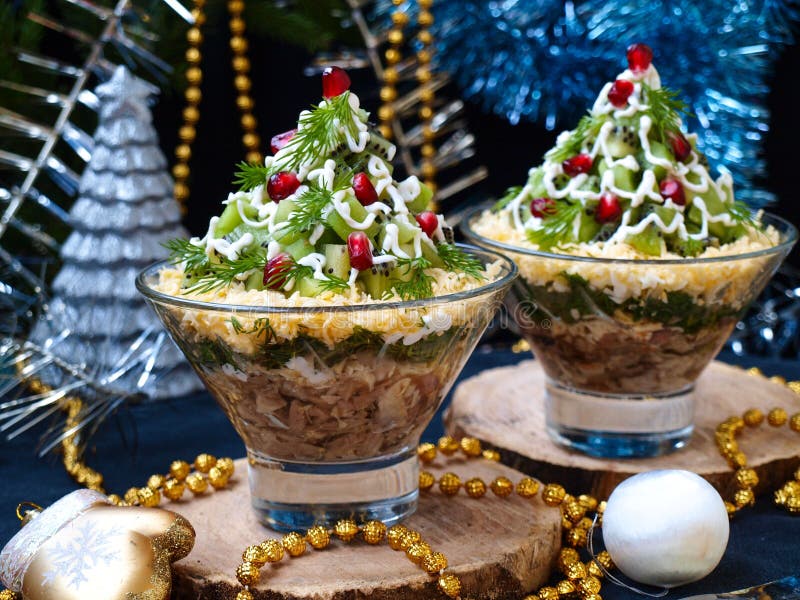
[247,448,419,531]
[545,380,695,458]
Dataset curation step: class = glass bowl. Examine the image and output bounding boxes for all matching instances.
[463,206,797,458]
[137,245,516,530]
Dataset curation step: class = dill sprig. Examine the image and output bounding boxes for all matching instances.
[269,259,351,294]
[546,114,605,163]
[233,161,273,192]
[493,185,524,211]
[166,239,267,294]
[642,84,692,141]
[230,316,277,343]
[526,201,583,251]
[279,92,360,174]
[285,183,335,234]
[392,256,434,300]
[437,243,485,280]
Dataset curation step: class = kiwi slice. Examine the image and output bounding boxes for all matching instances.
[244,270,265,291]
[613,165,637,192]
[606,121,640,158]
[323,244,350,279]
[297,277,327,297]
[325,197,381,241]
[359,262,393,299]
[273,198,298,224]
[637,141,671,180]
[626,224,664,256]
[284,238,314,261]
[577,209,602,243]
[406,181,434,212]
[215,202,244,237]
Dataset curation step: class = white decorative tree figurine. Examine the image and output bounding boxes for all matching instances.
[30,66,201,401]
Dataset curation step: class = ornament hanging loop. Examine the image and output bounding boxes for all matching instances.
[15,502,43,526]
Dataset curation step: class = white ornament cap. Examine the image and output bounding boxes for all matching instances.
[0,489,109,591]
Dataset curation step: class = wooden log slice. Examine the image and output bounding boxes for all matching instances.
[445,360,800,501]
[172,457,561,600]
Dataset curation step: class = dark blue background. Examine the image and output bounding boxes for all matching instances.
[1,350,799,598]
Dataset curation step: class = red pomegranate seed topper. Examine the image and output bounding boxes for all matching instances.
[659,178,686,206]
[562,153,593,177]
[347,231,373,271]
[667,131,692,162]
[352,172,378,206]
[626,43,653,74]
[270,129,296,154]
[415,211,439,238]
[530,197,556,219]
[263,253,292,289]
[595,192,622,223]
[267,171,301,202]
[322,66,351,99]
[607,79,634,108]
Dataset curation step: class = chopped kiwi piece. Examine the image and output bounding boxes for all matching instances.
[358,262,394,299]
[420,240,445,268]
[297,276,327,297]
[407,181,434,212]
[606,120,639,157]
[325,197,381,241]
[668,235,705,257]
[215,202,244,237]
[274,198,297,223]
[613,165,637,192]
[578,210,602,242]
[323,244,350,279]
[637,141,671,180]
[245,270,265,290]
[528,168,547,197]
[626,224,664,256]
[285,238,315,260]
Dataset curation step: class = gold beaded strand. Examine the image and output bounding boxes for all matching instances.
[227,0,262,164]
[415,0,438,204]
[378,0,406,140]
[173,0,206,211]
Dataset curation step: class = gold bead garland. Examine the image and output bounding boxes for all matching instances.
[414,0,438,202]
[173,0,262,210]
[227,0,262,165]
[378,0,406,140]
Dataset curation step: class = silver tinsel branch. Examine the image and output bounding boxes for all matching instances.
[0,0,201,456]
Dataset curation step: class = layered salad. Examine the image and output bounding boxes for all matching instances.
[469,44,782,394]
[152,67,505,461]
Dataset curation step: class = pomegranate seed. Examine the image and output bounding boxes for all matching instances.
[562,154,593,177]
[347,231,373,271]
[667,131,692,162]
[352,172,378,206]
[322,66,351,99]
[263,253,292,289]
[607,79,634,108]
[270,129,296,154]
[659,178,686,206]
[530,197,556,218]
[415,211,439,237]
[595,192,622,223]
[626,43,653,74]
[267,171,301,202]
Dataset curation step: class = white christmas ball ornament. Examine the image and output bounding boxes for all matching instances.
[602,470,729,588]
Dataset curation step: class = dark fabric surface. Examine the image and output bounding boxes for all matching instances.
[1,349,799,598]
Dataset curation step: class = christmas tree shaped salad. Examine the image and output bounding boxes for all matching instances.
[465,44,795,413]
[478,43,776,258]
[163,67,493,303]
[141,67,515,491]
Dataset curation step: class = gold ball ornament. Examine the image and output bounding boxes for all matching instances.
[516,477,540,498]
[438,472,462,495]
[282,532,307,557]
[179,125,196,143]
[564,561,587,580]
[438,573,462,598]
[0,591,18,600]
[377,105,395,122]
[232,55,250,73]
[334,519,359,542]
[565,527,588,548]
[437,436,460,455]
[595,550,614,570]
[260,539,284,562]
[240,113,257,131]
[417,442,437,462]
[237,95,254,112]
[227,0,244,12]
[421,143,436,158]
[387,524,408,550]
[208,466,229,489]
[245,151,263,164]
[558,547,580,570]
[384,48,401,65]
[542,483,567,506]
[185,473,208,494]
[563,500,586,523]
[186,47,201,64]
[405,541,432,563]
[380,86,398,103]
[465,477,487,498]
[556,579,577,597]
[163,478,185,501]
[790,413,800,432]
[420,160,436,179]
[306,525,331,550]
[236,590,253,600]
[578,576,602,595]
[242,544,269,567]
[194,454,216,473]
[387,29,404,45]
[398,529,422,551]
[361,520,386,544]
[185,67,202,85]
[578,494,598,511]
[419,471,436,490]
[418,105,434,120]
[421,551,447,574]
[538,586,559,600]
[391,11,409,25]
[418,10,434,26]
[417,49,432,64]
[124,487,140,505]
[229,17,245,35]
[482,449,501,461]
[230,36,248,54]
[186,27,203,44]
[0,490,195,600]
[183,105,200,124]
[185,86,202,105]
[743,408,764,426]
[236,562,260,586]
[734,488,755,508]
[768,408,788,426]
[147,474,166,490]
[234,74,252,93]
[107,494,123,505]
[137,487,161,508]
[587,560,605,578]
[735,468,759,489]
[418,29,433,45]
[378,124,393,139]
[191,8,206,26]
[490,476,514,497]
[242,132,260,150]
[383,67,399,85]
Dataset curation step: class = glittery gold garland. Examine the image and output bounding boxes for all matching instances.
[173,0,262,210]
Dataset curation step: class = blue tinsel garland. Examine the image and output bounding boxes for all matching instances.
[376,0,799,207]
